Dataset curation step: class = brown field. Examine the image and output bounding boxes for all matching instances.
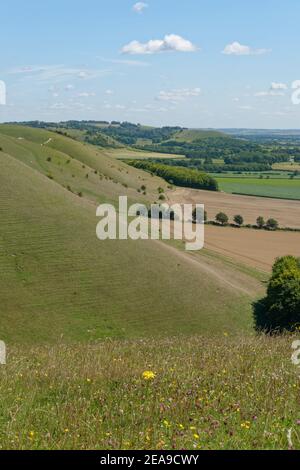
[169,187,300,229]
[204,225,300,272]
[167,187,300,271]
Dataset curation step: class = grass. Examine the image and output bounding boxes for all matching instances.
[214,176,300,200]
[0,334,299,450]
[0,127,259,345]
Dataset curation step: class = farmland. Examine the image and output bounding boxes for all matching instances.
[214,175,300,200]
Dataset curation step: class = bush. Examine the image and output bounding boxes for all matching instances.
[253,256,300,332]
[233,215,244,227]
[216,212,229,226]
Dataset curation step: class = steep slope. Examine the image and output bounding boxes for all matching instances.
[0,148,258,344]
[0,125,169,205]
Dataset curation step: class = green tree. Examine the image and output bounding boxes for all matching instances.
[266,218,279,231]
[253,256,300,332]
[216,212,228,226]
[192,208,207,223]
[233,214,244,227]
[256,216,265,229]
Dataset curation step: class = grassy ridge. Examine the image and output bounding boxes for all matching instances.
[0,335,299,450]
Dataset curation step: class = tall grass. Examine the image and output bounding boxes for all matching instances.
[0,334,299,450]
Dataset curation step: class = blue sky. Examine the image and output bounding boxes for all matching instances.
[1,0,300,128]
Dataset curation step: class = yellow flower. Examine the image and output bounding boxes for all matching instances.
[28,431,35,438]
[241,421,251,430]
[86,378,91,383]
[64,428,69,433]
[142,370,156,381]
[193,434,200,440]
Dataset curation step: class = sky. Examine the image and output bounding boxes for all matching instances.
[1,0,300,128]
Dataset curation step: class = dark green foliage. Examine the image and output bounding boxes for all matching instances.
[256,216,265,229]
[234,215,244,226]
[128,161,218,191]
[253,256,300,332]
[216,212,229,225]
[266,218,279,230]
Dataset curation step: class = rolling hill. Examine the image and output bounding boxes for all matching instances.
[0,125,261,345]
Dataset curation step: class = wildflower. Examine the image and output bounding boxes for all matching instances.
[193,434,200,440]
[163,420,171,428]
[142,370,156,381]
[178,424,184,430]
[64,428,69,433]
[86,378,91,383]
[28,431,35,439]
[241,421,251,430]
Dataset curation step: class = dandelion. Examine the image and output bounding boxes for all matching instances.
[28,431,35,439]
[193,434,200,440]
[142,370,156,381]
[64,428,69,433]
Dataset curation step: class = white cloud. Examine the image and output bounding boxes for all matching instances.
[133,2,148,13]
[238,105,254,110]
[254,90,285,97]
[222,41,270,56]
[77,92,96,97]
[65,84,74,91]
[122,34,198,55]
[271,82,288,90]
[9,65,110,82]
[157,88,201,103]
[105,89,114,95]
[98,57,150,67]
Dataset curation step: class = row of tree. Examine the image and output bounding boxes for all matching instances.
[128,161,219,191]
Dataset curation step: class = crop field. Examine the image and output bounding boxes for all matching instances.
[169,187,300,229]
[214,176,300,200]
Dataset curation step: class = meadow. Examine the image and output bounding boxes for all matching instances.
[0,335,299,450]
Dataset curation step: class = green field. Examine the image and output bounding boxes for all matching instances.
[214,175,300,200]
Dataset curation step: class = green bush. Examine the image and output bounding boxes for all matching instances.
[253,256,300,332]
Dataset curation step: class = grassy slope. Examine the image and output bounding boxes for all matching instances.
[0,125,173,205]
[0,129,259,344]
[172,129,227,142]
